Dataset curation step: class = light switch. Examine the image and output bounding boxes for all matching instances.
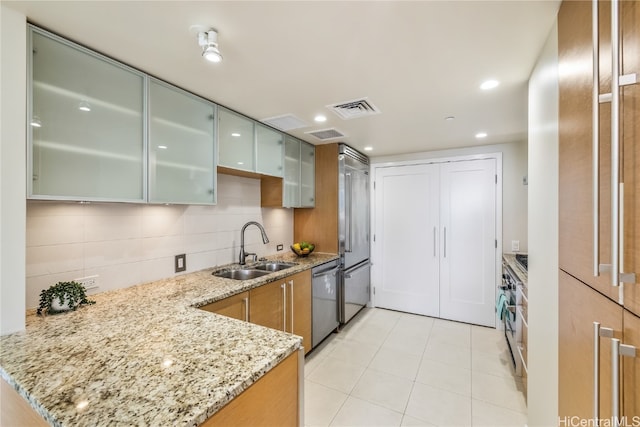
[511,240,520,252]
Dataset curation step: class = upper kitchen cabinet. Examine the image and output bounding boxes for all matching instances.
[262,136,315,208]
[218,107,285,178]
[558,0,639,305]
[256,124,284,177]
[148,80,216,204]
[218,107,255,173]
[28,27,145,202]
[299,141,315,207]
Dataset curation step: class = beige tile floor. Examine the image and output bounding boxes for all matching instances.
[304,307,527,427]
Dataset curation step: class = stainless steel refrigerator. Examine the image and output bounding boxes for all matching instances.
[337,144,371,324]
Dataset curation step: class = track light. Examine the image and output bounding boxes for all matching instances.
[198,29,223,63]
[78,100,91,112]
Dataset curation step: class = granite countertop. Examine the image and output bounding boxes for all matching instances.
[0,252,338,426]
[503,253,528,286]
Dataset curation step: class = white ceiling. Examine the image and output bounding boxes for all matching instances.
[6,0,560,157]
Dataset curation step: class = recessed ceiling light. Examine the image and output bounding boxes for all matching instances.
[314,115,327,123]
[480,80,500,90]
[158,145,168,150]
[363,146,373,151]
[237,161,244,165]
[445,116,455,121]
[231,132,241,137]
[78,100,91,112]
[475,132,488,139]
[30,116,42,127]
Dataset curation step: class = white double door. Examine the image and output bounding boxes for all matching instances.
[372,158,497,327]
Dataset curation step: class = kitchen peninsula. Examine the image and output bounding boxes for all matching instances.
[0,253,337,426]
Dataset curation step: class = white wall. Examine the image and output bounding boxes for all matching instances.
[1,6,27,335]
[527,21,559,426]
[371,140,528,253]
[25,174,293,309]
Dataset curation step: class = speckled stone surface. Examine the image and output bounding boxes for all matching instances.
[0,252,338,426]
[503,253,528,285]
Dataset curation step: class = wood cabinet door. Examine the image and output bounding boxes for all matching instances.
[621,0,640,317]
[199,291,249,321]
[558,0,619,301]
[559,270,623,421]
[202,350,299,427]
[250,280,284,331]
[622,310,640,418]
[286,270,312,354]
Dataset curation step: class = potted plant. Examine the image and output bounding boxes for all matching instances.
[37,281,95,315]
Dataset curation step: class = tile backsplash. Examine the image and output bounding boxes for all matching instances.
[26,174,293,309]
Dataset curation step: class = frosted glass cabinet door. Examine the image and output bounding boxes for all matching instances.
[148,80,216,204]
[29,28,144,201]
[300,141,315,207]
[218,107,255,172]
[256,124,283,177]
[284,136,301,207]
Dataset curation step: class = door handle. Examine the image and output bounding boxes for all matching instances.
[593,322,614,424]
[243,297,249,322]
[591,0,600,278]
[610,338,637,423]
[345,172,352,253]
[281,283,286,332]
[289,280,294,333]
[433,227,437,257]
[443,227,447,258]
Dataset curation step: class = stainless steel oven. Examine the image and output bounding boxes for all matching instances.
[502,261,522,375]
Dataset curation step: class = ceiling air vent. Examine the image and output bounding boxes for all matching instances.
[305,128,346,141]
[260,114,309,131]
[327,98,381,120]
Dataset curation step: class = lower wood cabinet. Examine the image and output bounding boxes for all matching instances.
[559,270,640,422]
[199,291,249,321]
[286,270,312,354]
[250,280,285,331]
[1,378,48,426]
[201,349,301,427]
[201,270,313,354]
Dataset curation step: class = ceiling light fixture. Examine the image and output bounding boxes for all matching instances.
[445,116,455,121]
[480,80,500,90]
[30,116,42,127]
[157,145,168,150]
[314,115,327,123]
[475,132,488,139]
[78,100,91,112]
[198,29,223,63]
[231,132,241,137]
[363,146,373,151]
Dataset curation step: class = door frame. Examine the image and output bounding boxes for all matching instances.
[369,152,503,319]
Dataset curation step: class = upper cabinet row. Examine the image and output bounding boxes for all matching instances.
[28,26,314,207]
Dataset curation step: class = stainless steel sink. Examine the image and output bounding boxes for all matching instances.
[213,269,271,280]
[253,261,298,272]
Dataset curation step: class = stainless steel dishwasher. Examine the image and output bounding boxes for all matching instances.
[311,259,340,348]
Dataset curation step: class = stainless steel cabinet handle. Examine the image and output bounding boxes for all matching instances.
[345,172,352,253]
[611,338,620,423]
[289,280,294,333]
[611,338,637,423]
[610,0,621,287]
[243,297,249,322]
[592,0,600,278]
[593,322,614,423]
[281,283,286,332]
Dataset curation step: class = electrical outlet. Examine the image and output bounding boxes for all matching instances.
[76,275,99,291]
[277,244,283,251]
[175,254,186,273]
[511,240,520,252]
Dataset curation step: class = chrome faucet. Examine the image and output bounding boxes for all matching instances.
[239,221,270,265]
